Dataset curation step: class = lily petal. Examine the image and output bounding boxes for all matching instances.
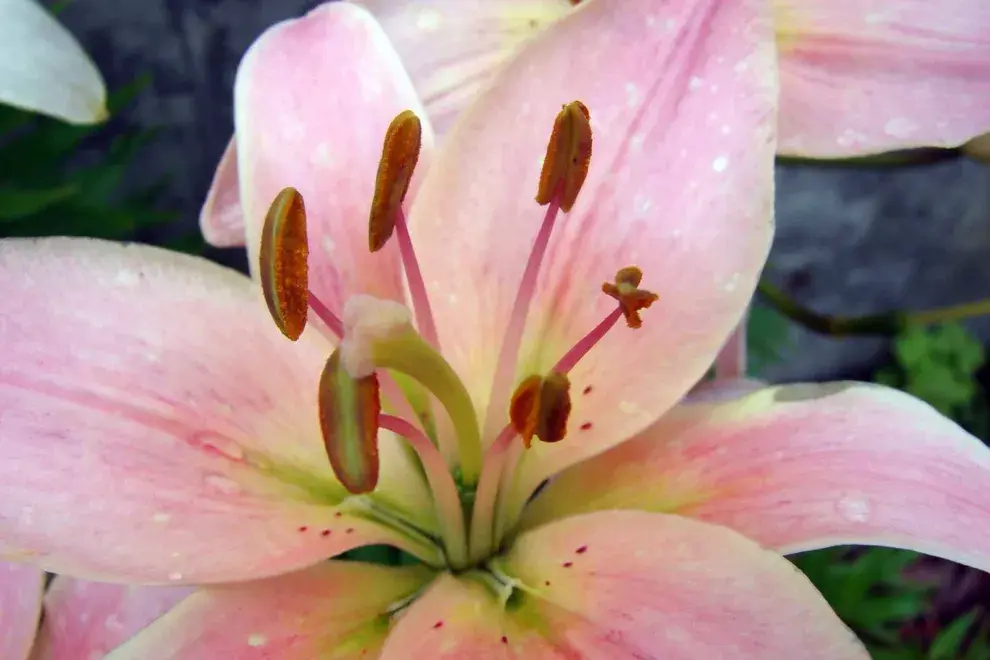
[382,511,866,658]
[235,2,433,319]
[521,382,990,573]
[31,577,191,660]
[775,0,990,157]
[411,0,776,497]
[106,562,433,659]
[0,0,107,123]
[0,238,439,584]
[0,561,43,660]
[199,138,246,248]
[353,0,571,136]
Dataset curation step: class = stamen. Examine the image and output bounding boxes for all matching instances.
[369,110,439,348]
[487,267,658,550]
[602,266,659,329]
[259,187,344,339]
[318,350,381,494]
[535,101,593,213]
[379,414,468,569]
[369,111,421,252]
[483,101,594,443]
[259,187,309,341]
[509,372,571,448]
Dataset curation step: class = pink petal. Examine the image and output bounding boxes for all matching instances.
[521,382,990,573]
[0,561,44,660]
[776,0,990,157]
[0,238,440,584]
[410,0,777,497]
[31,577,191,660]
[198,138,245,248]
[105,562,433,659]
[382,511,867,658]
[235,2,434,319]
[353,0,571,136]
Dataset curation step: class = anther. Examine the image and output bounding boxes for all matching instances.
[318,350,381,494]
[369,110,422,252]
[259,187,309,341]
[602,266,659,329]
[535,101,593,212]
[509,372,572,449]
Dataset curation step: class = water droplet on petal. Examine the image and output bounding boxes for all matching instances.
[247,633,268,647]
[204,474,242,495]
[168,571,183,581]
[836,495,871,523]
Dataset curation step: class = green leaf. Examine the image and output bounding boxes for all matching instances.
[746,304,792,376]
[0,185,79,221]
[930,609,981,659]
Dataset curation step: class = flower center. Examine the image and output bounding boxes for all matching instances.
[258,103,656,570]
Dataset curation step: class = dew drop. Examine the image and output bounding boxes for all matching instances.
[247,633,268,647]
[836,495,871,523]
[204,474,242,495]
[167,571,183,581]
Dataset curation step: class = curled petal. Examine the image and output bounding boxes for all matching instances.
[234,3,434,320]
[522,382,990,574]
[0,561,44,660]
[775,0,990,156]
[411,0,777,504]
[0,238,439,584]
[105,562,433,659]
[0,0,107,123]
[382,512,867,658]
[31,577,191,660]
[199,139,246,248]
[353,0,572,135]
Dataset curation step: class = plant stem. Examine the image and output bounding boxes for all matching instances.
[757,280,990,337]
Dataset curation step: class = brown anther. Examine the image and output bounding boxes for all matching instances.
[509,372,572,448]
[602,266,659,329]
[259,187,309,341]
[369,110,422,252]
[318,350,381,494]
[535,101,593,213]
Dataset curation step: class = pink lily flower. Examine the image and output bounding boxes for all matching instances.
[0,563,188,659]
[346,0,990,158]
[4,0,990,656]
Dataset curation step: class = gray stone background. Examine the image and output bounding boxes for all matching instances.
[58,0,990,382]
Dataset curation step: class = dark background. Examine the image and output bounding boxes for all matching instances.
[57,0,990,382]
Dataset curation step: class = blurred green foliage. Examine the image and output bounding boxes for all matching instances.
[0,75,202,252]
[746,303,792,377]
[876,323,988,438]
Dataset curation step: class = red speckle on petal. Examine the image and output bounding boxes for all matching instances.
[583,385,592,395]
[576,545,588,554]
[334,512,343,518]
[433,621,444,629]
[544,580,551,586]
[346,527,355,534]
[580,422,592,431]
[321,529,331,537]
[563,561,573,568]
[501,636,508,644]
[297,526,308,532]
